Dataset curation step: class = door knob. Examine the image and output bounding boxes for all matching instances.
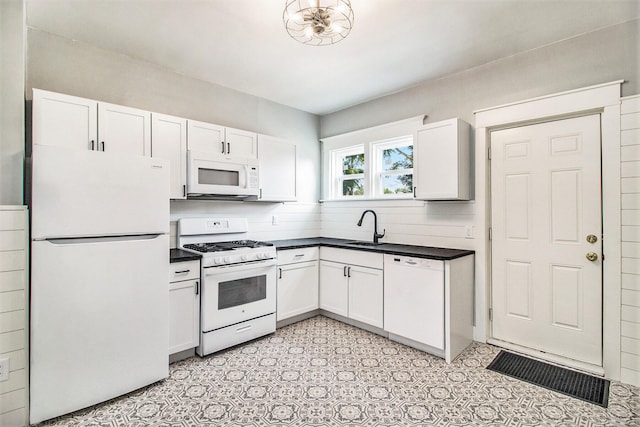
[586,252,598,262]
[586,234,598,244]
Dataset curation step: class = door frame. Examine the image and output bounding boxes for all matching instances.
[474,81,622,380]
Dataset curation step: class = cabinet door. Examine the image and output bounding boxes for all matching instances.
[169,278,200,354]
[187,120,225,153]
[348,265,383,328]
[226,127,257,158]
[32,89,97,151]
[414,118,470,200]
[257,135,296,201]
[319,260,348,317]
[98,102,151,157]
[152,113,187,199]
[277,260,319,321]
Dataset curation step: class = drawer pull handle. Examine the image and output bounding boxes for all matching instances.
[237,325,252,333]
[174,269,190,274]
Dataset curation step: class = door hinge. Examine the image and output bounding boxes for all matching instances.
[488,308,493,321]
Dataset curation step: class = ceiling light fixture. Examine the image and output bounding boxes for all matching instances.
[283,0,354,46]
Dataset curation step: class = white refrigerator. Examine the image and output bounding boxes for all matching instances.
[30,145,170,424]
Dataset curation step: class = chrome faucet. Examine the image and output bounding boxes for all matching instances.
[357,209,385,244]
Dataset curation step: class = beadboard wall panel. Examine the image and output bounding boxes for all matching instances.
[0,206,28,427]
[169,201,321,247]
[320,199,477,249]
[621,95,640,387]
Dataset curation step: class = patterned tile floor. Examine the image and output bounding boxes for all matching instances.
[41,316,639,426]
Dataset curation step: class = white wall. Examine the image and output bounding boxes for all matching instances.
[25,28,322,234]
[620,95,640,387]
[0,0,25,205]
[170,201,320,247]
[320,19,639,138]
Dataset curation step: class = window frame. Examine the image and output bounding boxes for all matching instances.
[371,136,414,198]
[331,144,366,199]
[320,115,423,202]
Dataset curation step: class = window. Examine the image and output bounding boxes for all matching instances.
[332,145,365,198]
[326,136,413,200]
[372,136,413,197]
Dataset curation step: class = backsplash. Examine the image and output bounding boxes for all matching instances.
[169,200,321,247]
[320,199,477,250]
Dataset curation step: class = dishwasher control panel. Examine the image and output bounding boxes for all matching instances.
[385,254,444,271]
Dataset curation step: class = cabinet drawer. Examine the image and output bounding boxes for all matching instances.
[320,247,383,269]
[169,260,200,282]
[277,247,319,265]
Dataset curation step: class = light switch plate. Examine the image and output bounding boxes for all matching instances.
[0,358,9,381]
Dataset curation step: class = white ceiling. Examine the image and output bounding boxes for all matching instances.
[25,0,639,115]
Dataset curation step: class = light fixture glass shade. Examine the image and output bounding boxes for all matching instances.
[283,0,354,46]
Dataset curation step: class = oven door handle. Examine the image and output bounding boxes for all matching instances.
[204,259,276,275]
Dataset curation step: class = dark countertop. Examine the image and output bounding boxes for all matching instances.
[170,248,201,263]
[267,237,474,261]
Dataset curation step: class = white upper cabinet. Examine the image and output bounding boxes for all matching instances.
[414,118,471,200]
[33,89,97,151]
[225,127,258,158]
[257,134,297,202]
[33,89,151,156]
[187,119,257,159]
[186,120,224,153]
[152,113,187,199]
[97,103,151,156]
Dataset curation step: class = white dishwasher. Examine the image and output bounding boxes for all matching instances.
[383,254,445,350]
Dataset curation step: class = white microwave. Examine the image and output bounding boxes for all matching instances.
[187,150,259,199]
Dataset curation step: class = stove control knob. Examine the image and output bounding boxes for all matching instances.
[241,254,249,261]
[261,252,270,259]
[224,256,232,263]
[214,258,223,265]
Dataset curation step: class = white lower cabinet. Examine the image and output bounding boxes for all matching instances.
[318,260,348,317]
[347,265,384,328]
[319,247,384,329]
[169,260,200,355]
[276,248,319,321]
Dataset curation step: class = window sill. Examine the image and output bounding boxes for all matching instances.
[319,197,422,204]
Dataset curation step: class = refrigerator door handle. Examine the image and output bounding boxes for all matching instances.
[42,234,166,245]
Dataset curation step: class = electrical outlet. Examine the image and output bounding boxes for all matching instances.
[0,358,9,382]
[464,225,473,239]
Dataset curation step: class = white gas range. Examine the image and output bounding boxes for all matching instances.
[178,218,277,356]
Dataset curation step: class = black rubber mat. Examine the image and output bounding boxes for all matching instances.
[486,350,610,407]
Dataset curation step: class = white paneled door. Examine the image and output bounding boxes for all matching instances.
[490,114,603,367]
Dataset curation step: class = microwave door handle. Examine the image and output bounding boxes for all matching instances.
[242,164,249,189]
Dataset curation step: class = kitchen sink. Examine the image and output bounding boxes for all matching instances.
[346,241,385,247]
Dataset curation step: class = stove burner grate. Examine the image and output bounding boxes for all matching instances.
[183,240,273,253]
